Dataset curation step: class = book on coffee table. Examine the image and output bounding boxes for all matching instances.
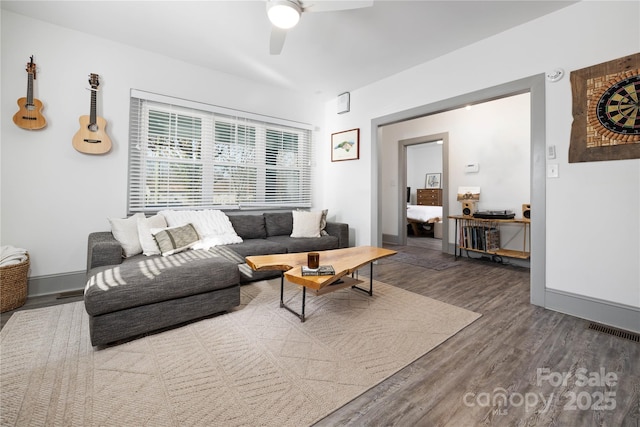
[301,265,335,276]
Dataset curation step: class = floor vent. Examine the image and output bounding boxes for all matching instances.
[588,322,640,343]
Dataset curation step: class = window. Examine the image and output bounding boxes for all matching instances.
[128,90,312,213]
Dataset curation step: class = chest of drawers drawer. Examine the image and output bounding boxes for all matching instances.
[417,189,442,206]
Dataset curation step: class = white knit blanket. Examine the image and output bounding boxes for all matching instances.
[159,210,242,249]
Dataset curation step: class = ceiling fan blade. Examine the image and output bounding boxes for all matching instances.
[270,26,288,55]
[301,0,373,13]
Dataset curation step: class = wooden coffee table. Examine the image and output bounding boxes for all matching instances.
[246,246,397,322]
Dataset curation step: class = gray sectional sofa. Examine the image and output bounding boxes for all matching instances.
[84,212,349,347]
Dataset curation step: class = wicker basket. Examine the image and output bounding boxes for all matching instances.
[1,253,29,313]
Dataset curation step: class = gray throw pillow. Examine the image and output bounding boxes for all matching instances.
[264,212,293,236]
[228,215,267,239]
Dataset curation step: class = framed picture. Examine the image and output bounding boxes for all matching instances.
[569,53,640,163]
[457,186,480,201]
[331,128,359,161]
[425,173,441,189]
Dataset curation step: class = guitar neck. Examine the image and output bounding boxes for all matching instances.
[26,74,34,106]
[90,87,97,125]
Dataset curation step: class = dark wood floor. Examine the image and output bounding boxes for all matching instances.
[316,241,640,426]
[2,241,638,426]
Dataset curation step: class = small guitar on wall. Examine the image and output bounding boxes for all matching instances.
[13,55,47,130]
[72,73,112,154]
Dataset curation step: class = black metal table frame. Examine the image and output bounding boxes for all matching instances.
[279,262,374,322]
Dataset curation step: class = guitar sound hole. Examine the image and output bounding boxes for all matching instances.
[88,124,98,132]
[26,104,35,111]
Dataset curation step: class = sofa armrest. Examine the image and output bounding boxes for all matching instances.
[87,232,123,273]
[325,222,349,248]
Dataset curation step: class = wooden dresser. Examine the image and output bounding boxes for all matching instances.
[417,189,442,206]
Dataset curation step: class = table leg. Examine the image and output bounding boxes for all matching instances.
[301,287,306,322]
[279,273,284,308]
[279,272,307,322]
[280,262,376,323]
[351,262,374,296]
[454,218,459,260]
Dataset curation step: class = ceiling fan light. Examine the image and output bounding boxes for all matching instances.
[267,1,301,29]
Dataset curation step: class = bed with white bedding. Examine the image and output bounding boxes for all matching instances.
[407,205,442,223]
[407,205,442,237]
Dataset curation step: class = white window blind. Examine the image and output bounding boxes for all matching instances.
[128,90,312,213]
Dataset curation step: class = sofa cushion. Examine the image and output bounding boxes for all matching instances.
[212,241,288,284]
[266,235,339,253]
[264,212,293,236]
[228,215,267,239]
[221,239,288,259]
[84,250,239,316]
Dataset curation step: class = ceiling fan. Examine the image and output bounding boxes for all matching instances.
[267,0,373,55]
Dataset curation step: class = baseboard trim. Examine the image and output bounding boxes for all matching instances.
[545,288,640,334]
[382,234,400,245]
[28,271,86,298]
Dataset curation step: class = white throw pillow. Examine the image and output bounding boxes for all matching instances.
[108,213,145,258]
[291,210,323,238]
[137,214,168,256]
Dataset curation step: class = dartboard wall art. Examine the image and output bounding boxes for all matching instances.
[569,53,640,163]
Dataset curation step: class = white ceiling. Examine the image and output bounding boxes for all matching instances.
[2,0,576,100]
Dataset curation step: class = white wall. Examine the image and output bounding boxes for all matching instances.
[1,11,325,280]
[322,1,639,309]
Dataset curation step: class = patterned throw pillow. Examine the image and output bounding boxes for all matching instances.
[152,223,200,256]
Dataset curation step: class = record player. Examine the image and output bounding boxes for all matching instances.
[473,210,516,219]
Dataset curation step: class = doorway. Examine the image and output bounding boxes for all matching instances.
[397,134,447,250]
[371,74,546,307]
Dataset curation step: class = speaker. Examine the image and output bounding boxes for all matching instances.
[462,201,477,217]
[522,203,531,219]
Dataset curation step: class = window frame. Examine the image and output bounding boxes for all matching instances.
[127,89,313,214]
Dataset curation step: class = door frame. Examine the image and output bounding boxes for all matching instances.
[398,133,448,251]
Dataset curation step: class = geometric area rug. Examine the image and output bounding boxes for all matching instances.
[0,279,480,426]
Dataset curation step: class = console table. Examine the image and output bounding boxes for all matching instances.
[449,215,530,260]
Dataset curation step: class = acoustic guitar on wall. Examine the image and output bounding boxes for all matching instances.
[72,73,112,154]
[13,56,47,130]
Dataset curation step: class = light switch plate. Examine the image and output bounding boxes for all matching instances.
[464,163,479,173]
[547,164,559,178]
